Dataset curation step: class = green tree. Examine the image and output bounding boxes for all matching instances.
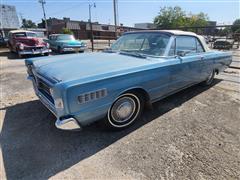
[154,6,186,29]
[154,6,209,30]
[21,19,37,28]
[61,28,73,35]
[232,19,240,32]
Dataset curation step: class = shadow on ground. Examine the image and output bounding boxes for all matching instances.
[0,50,20,60]
[0,80,221,179]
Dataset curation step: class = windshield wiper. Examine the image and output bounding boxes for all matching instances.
[119,50,147,59]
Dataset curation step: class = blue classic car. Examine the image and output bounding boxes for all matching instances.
[48,34,87,53]
[25,30,232,130]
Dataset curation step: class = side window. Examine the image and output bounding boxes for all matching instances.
[176,36,197,56]
[196,39,204,53]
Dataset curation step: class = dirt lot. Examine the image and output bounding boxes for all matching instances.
[0,49,240,180]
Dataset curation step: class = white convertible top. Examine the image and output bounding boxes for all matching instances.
[125,30,210,52]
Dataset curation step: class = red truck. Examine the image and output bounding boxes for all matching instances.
[8,30,51,58]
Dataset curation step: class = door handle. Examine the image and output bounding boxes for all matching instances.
[200,56,204,60]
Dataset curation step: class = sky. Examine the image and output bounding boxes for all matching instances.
[1,0,240,27]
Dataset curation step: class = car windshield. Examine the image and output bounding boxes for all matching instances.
[57,35,75,40]
[34,32,45,38]
[110,32,170,57]
[27,32,38,37]
[14,32,37,38]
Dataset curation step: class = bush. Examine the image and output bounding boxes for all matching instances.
[61,28,73,35]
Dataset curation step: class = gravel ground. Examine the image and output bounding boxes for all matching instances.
[0,49,240,180]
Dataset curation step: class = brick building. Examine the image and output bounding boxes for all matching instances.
[38,17,141,39]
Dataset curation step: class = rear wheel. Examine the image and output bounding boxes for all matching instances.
[203,70,215,86]
[104,92,143,130]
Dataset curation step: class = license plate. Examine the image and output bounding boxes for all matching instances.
[74,48,80,52]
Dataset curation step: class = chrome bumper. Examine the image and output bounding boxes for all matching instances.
[19,48,51,55]
[28,76,82,131]
[55,118,82,131]
[62,46,86,52]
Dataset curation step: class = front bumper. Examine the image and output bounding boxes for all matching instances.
[55,118,82,131]
[28,76,81,131]
[19,48,51,55]
[62,46,86,52]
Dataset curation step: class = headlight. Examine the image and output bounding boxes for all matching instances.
[54,98,64,109]
[50,88,54,96]
[19,43,24,50]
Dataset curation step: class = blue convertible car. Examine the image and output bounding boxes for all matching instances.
[25,30,232,130]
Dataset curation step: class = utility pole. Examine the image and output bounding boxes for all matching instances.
[39,0,48,36]
[88,2,96,52]
[113,0,118,38]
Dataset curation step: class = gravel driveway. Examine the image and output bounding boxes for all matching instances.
[0,49,240,179]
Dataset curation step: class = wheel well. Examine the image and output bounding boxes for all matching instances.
[123,88,151,107]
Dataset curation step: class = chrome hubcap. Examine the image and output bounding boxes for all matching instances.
[111,97,136,123]
[207,71,214,83]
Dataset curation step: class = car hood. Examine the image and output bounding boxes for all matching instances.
[57,40,84,46]
[26,52,159,84]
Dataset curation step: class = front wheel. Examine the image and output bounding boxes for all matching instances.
[57,46,62,54]
[104,93,143,130]
[202,70,215,86]
[16,49,22,58]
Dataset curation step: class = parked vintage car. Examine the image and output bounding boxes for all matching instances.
[8,30,51,58]
[0,35,8,47]
[213,39,234,50]
[47,34,87,53]
[25,30,232,131]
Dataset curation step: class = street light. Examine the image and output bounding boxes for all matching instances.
[89,2,96,51]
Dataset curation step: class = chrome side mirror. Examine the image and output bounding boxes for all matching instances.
[177,51,186,57]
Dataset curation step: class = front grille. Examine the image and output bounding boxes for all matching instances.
[24,46,44,50]
[35,77,54,104]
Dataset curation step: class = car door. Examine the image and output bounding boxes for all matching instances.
[194,38,211,81]
[168,35,203,92]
